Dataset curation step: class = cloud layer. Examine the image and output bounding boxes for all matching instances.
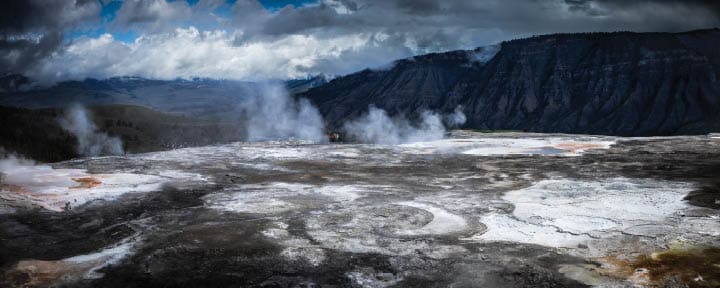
[3,0,719,83]
[28,27,380,83]
[0,0,100,75]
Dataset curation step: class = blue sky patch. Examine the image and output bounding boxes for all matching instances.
[65,0,317,43]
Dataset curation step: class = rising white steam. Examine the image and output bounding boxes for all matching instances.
[343,106,466,145]
[445,106,467,127]
[239,83,326,142]
[59,105,124,157]
[0,154,35,186]
[470,44,500,64]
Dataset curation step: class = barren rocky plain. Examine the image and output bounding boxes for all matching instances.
[1,131,719,287]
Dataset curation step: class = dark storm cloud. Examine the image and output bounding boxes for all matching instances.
[0,0,100,75]
[566,0,720,15]
[112,0,192,31]
[220,0,720,76]
[245,0,719,36]
[564,0,720,30]
[0,0,100,33]
[110,0,234,33]
[6,0,720,81]
[0,32,64,74]
[230,0,493,53]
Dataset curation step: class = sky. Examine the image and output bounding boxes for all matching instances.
[1,0,719,84]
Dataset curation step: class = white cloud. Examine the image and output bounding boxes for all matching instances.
[28,27,388,83]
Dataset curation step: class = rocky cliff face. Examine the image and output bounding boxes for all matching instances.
[303,29,720,136]
[304,50,480,125]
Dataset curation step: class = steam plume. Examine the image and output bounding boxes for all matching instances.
[445,106,467,127]
[59,105,124,157]
[0,153,36,187]
[343,106,466,145]
[470,45,501,64]
[239,83,326,142]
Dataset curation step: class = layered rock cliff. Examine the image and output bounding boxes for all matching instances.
[303,29,720,136]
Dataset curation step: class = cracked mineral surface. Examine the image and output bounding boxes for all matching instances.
[1,131,719,287]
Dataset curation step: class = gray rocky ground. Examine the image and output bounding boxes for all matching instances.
[1,131,719,287]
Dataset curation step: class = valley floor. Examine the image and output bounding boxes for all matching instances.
[1,131,719,287]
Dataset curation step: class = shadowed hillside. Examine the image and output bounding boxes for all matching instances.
[0,105,244,162]
[0,106,76,162]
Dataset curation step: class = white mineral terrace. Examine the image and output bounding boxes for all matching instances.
[2,132,718,287]
[399,137,616,156]
[0,157,206,212]
[7,236,141,286]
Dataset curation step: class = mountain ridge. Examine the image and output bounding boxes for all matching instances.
[0,75,329,119]
[303,28,720,136]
